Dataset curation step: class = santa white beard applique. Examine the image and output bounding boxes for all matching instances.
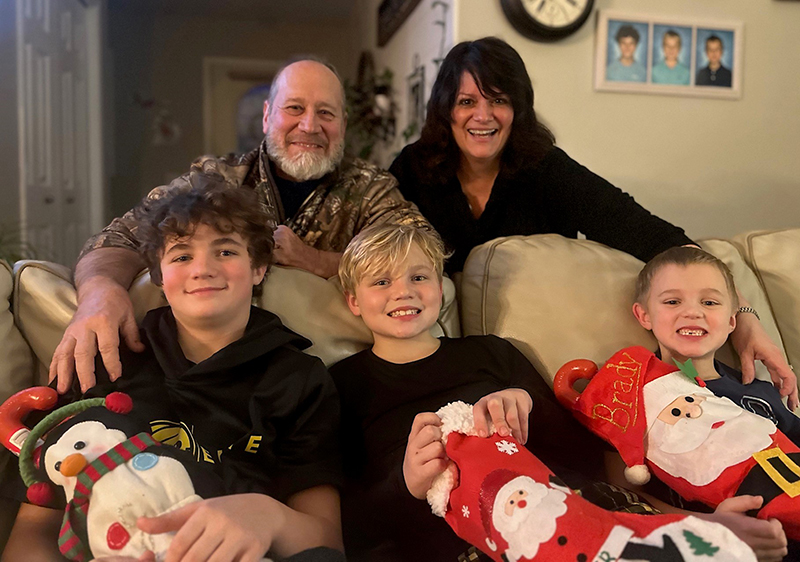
[426,401,755,562]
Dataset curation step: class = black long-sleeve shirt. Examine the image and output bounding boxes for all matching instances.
[390,144,694,273]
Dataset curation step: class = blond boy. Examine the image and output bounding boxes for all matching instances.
[331,224,608,561]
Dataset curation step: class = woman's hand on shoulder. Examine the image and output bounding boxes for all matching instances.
[403,412,448,500]
[473,388,532,445]
[731,311,798,410]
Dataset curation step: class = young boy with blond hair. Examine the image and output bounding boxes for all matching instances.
[331,224,610,561]
[3,172,344,562]
[632,245,800,444]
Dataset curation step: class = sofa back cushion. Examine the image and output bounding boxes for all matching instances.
[459,234,780,386]
[734,229,800,370]
[698,238,788,374]
[13,261,459,370]
[0,261,35,402]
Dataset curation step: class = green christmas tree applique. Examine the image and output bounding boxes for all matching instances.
[683,530,720,556]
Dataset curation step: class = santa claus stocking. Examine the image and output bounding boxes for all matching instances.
[554,346,800,541]
[426,401,755,562]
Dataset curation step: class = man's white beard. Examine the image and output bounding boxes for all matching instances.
[266,124,344,182]
[493,477,567,561]
[647,401,776,486]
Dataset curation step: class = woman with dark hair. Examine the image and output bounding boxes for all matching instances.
[390,36,692,274]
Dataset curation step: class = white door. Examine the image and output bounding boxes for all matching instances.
[18,0,91,265]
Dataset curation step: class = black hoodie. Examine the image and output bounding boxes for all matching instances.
[84,306,342,503]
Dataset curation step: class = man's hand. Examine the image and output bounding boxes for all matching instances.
[49,276,144,394]
[138,495,278,562]
[705,496,788,562]
[273,225,341,278]
[473,389,533,444]
[731,311,798,410]
[403,412,448,500]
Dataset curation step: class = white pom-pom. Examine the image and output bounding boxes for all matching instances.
[624,464,650,485]
[427,463,458,517]
[435,401,494,443]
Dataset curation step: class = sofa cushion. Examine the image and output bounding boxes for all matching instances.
[13,261,459,369]
[734,229,800,371]
[459,234,777,387]
[0,261,35,401]
[460,235,654,386]
[698,238,787,381]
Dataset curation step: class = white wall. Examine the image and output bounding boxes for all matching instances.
[353,0,455,166]
[456,0,800,240]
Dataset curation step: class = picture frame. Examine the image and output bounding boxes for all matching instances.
[594,10,743,99]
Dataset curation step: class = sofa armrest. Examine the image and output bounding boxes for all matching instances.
[0,260,35,402]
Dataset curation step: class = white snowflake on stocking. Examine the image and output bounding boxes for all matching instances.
[496,440,518,455]
[462,505,470,518]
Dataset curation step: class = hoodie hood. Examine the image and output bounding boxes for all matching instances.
[141,306,311,383]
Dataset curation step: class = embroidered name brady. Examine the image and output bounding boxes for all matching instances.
[591,352,642,432]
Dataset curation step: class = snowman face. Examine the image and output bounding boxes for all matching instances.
[44,421,127,490]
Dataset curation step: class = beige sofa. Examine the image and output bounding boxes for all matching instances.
[0,228,798,548]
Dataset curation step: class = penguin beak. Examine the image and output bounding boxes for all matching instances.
[59,453,87,477]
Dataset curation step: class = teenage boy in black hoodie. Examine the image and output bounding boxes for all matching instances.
[4,172,343,562]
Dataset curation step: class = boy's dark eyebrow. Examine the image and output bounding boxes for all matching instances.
[211,237,246,247]
[164,242,191,254]
[164,237,245,255]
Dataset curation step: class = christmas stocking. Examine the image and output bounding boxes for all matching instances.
[554,346,800,541]
[426,401,755,562]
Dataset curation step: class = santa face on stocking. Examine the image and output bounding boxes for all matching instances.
[428,400,756,562]
[484,473,567,560]
[644,378,776,487]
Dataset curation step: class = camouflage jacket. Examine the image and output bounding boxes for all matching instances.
[80,140,431,257]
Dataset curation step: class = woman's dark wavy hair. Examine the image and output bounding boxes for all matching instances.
[134,171,274,296]
[416,36,555,183]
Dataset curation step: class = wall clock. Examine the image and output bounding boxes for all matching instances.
[500,0,595,42]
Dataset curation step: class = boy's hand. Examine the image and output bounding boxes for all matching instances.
[473,389,532,444]
[138,495,278,562]
[403,412,448,500]
[731,312,799,411]
[705,496,787,562]
[95,554,154,562]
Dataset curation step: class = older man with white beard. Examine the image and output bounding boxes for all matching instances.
[51,57,431,393]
